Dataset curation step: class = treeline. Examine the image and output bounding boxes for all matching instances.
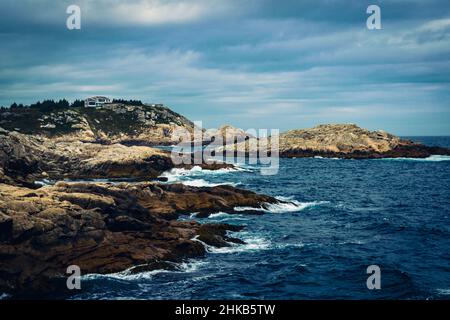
[0,98,145,112]
[112,99,144,106]
[0,99,84,112]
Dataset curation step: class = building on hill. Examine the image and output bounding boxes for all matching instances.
[84,96,111,108]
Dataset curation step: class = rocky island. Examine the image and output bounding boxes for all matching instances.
[216,124,450,159]
[278,124,450,159]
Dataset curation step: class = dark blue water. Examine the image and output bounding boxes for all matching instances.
[73,137,450,300]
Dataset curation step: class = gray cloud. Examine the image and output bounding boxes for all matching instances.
[0,0,449,135]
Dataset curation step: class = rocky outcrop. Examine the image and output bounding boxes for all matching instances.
[0,129,174,187]
[0,181,278,296]
[216,124,450,159]
[203,125,254,145]
[278,124,450,159]
[0,103,194,146]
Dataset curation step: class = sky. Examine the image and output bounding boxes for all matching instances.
[0,0,449,135]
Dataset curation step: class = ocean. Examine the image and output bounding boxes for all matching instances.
[71,137,450,300]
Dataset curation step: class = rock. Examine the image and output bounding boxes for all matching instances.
[197,224,245,247]
[217,124,450,159]
[0,130,175,186]
[278,124,450,158]
[0,181,279,296]
[203,124,254,145]
[0,103,194,146]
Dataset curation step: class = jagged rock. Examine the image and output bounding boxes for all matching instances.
[0,130,174,186]
[0,181,278,296]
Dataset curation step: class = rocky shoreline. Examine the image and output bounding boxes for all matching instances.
[0,182,277,296]
[279,144,450,159]
[1,103,449,298]
[0,126,280,297]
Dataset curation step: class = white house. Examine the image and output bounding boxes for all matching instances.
[84,96,111,108]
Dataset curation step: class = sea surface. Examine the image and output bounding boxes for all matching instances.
[70,137,450,300]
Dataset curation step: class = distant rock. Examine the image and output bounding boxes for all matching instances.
[216,124,450,159]
[204,124,254,145]
[278,124,450,159]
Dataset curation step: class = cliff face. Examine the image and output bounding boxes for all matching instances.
[0,103,194,145]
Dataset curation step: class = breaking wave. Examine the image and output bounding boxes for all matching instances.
[159,165,248,186]
[81,260,206,281]
[193,233,270,254]
[161,165,246,179]
[234,198,329,214]
[0,293,10,300]
[436,288,450,296]
[207,212,248,220]
[179,179,237,187]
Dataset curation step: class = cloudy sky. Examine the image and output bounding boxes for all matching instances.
[0,0,449,135]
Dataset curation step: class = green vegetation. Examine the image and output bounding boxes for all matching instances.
[0,98,193,137]
[112,99,144,106]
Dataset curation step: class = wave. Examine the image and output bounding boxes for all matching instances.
[34,179,54,186]
[313,156,340,160]
[159,165,247,186]
[193,233,270,254]
[375,155,450,162]
[436,288,450,296]
[0,293,10,300]
[81,260,206,281]
[180,179,237,187]
[161,165,246,179]
[272,242,305,250]
[207,212,247,220]
[234,198,329,214]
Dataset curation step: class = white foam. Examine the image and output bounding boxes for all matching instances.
[376,155,450,162]
[436,288,450,295]
[161,165,244,178]
[234,199,328,214]
[192,233,270,254]
[81,260,206,281]
[189,212,199,219]
[181,179,237,187]
[159,165,246,186]
[273,242,305,250]
[34,179,53,186]
[205,212,249,221]
[0,293,10,300]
